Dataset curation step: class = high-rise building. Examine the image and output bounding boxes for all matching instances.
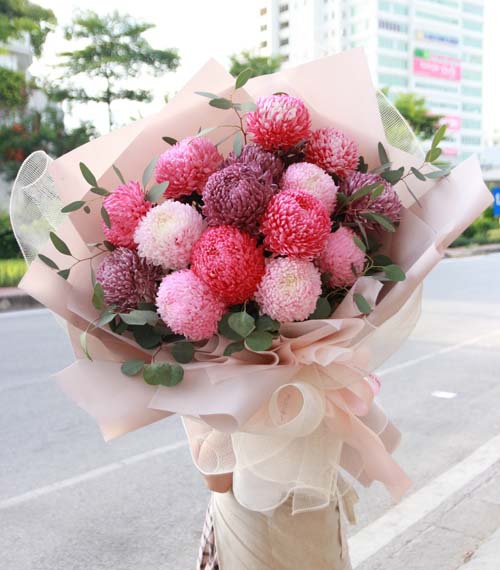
[258,0,484,161]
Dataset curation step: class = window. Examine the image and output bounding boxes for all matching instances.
[260,24,267,31]
[379,54,408,69]
[279,3,289,13]
[462,85,482,97]
[462,52,482,64]
[379,36,408,51]
[280,20,289,29]
[462,102,481,113]
[463,19,483,32]
[462,118,481,130]
[427,100,459,111]
[378,73,408,87]
[260,40,267,48]
[280,37,289,46]
[379,1,409,16]
[351,20,369,34]
[463,36,482,48]
[415,81,459,94]
[461,135,481,146]
[462,69,482,81]
[260,7,267,15]
[463,2,483,16]
[415,10,459,26]
[422,0,459,7]
[378,19,408,33]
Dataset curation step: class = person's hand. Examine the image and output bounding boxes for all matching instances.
[203,472,233,493]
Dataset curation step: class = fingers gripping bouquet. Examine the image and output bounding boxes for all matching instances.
[12,50,492,515]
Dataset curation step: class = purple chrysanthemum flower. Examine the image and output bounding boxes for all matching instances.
[96,247,163,312]
[338,171,402,231]
[202,163,276,234]
[224,144,285,185]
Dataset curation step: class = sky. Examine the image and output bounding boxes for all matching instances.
[30,0,500,139]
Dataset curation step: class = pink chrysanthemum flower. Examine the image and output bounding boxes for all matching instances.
[96,247,163,312]
[134,200,205,270]
[224,144,285,184]
[262,189,331,258]
[202,164,276,234]
[305,127,360,178]
[246,94,311,151]
[155,137,223,199]
[156,270,226,341]
[317,226,366,288]
[281,162,338,214]
[191,226,265,305]
[339,171,402,231]
[255,257,322,323]
[101,181,151,249]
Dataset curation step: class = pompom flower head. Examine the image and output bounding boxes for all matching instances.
[262,189,331,258]
[156,270,226,341]
[101,181,151,249]
[255,258,321,323]
[155,137,223,199]
[246,94,311,151]
[96,247,162,312]
[306,127,360,178]
[339,171,402,231]
[202,164,275,234]
[281,162,338,214]
[191,226,265,305]
[317,226,366,288]
[134,200,205,270]
[224,144,285,184]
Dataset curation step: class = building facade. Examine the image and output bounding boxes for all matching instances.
[258,0,484,160]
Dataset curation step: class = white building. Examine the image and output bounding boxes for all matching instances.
[258,0,484,161]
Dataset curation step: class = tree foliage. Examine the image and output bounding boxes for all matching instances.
[391,92,442,140]
[0,107,97,180]
[0,0,56,56]
[229,51,283,79]
[0,66,27,110]
[51,11,180,129]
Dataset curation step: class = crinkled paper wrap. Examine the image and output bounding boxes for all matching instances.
[12,49,493,514]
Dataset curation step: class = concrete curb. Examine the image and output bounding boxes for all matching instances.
[1,244,499,313]
[458,527,500,569]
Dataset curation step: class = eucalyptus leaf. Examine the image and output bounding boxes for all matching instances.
[209,97,233,110]
[121,359,145,377]
[132,324,162,349]
[425,147,442,163]
[349,182,381,202]
[256,315,280,333]
[142,157,158,189]
[57,268,70,280]
[195,91,219,99]
[383,264,406,282]
[96,308,116,327]
[228,311,255,338]
[90,186,110,196]
[431,124,447,149]
[353,293,372,315]
[245,330,273,352]
[143,363,184,387]
[49,232,71,256]
[235,67,253,89]
[372,254,393,266]
[101,206,111,228]
[38,254,59,270]
[92,282,105,310]
[172,341,195,364]
[233,131,243,157]
[79,162,97,187]
[357,155,369,173]
[61,200,85,213]
[218,313,243,341]
[380,166,404,185]
[425,169,450,179]
[84,205,91,214]
[410,167,426,181]
[120,310,159,326]
[234,101,257,112]
[224,341,245,356]
[112,164,126,184]
[371,162,392,174]
[361,212,396,232]
[309,297,332,320]
[370,184,385,200]
[377,142,389,167]
[80,330,92,360]
[103,240,115,251]
[353,235,366,252]
[195,126,217,138]
[162,136,178,145]
[147,181,169,203]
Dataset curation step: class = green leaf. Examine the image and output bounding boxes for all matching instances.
[234,101,257,112]
[228,311,255,338]
[57,268,71,280]
[120,310,159,326]
[350,182,382,202]
[361,212,396,232]
[353,293,372,315]
[138,302,157,311]
[233,131,243,157]
[121,359,145,377]
[195,126,217,138]
[357,155,369,173]
[49,232,72,256]
[61,200,85,213]
[410,167,426,181]
[372,254,393,266]
[371,162,392,174]
[336,192,348,208]
[235,67,253,89]
[256,315,280,333]
[209,97,233,110]
[80,162,97,187]
[147,181,169,203]
[101,206,111,228]
[224,341,245,356]
[383,264,406,282]
[172,341,195,364]
[245,330,274,352]
[425,147,442,163]
[143,363,184,387]
[92,282,105,310]
[80,330,92,360]
[370,184,385,199]
[162,136,178,146]
[431,124,447,149]
[103,240,115,251]
[38,253,59,270]
[96,308,116,327]
[353,235,366,252]
[112,164,126,184]
[195,91,219,99]
[142,157,158,189]
[425,169,450,179]
[90,186,111,196]
[378,142,390,167]
[132,324,162,349]
[380,166,404,185]
[309,297,332,319]
[218,313,243,341]
[83,205,91,214]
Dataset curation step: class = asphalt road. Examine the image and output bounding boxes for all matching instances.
[1,254,499,570]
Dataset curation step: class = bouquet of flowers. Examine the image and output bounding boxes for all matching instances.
[11,50,492,514]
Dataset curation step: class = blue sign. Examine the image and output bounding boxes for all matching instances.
[493,187,500,217]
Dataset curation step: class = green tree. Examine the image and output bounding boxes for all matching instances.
[229,51,283,79]
[51,11,180,130]
[0,0,56,56]
[391,92,442,140]
[0,67,27,111]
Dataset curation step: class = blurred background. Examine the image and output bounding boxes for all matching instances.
[1,2,500,570]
